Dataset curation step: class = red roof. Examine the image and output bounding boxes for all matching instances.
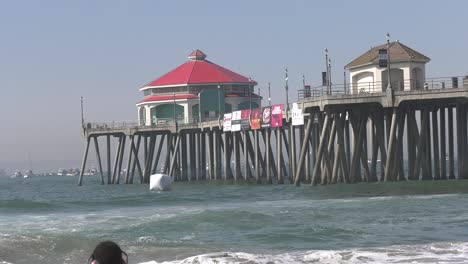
[139,94,199,103]
[142,50,257,89]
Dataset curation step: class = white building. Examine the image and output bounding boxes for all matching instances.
[345,41,430,94]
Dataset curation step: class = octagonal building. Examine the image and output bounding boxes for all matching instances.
[137,50,259,126]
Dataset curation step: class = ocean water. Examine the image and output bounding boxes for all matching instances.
[1,176,468,264]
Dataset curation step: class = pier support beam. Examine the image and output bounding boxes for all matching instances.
[78,136,91,186]
[265,128,271,183]
[384,108,398,181]
[106,135,111,184]
[311,113,330,185]
[440,107,447,180]
[432,109,441,180]
[94,136,105,185]
[254,129,260,183]
[294,112,313,186]
[276,128,283,184]
[448,107,455,179]
[125,136,134,184]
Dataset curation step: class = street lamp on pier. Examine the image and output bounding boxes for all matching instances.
[258,86,261,109]
[268,82,271,107]
[386,32,392,91]
[248,77,252,113]
[217,84,221,122]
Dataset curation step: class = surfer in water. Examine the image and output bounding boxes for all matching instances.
[87,241,128,264]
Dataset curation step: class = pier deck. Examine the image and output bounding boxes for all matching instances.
[79,79,468,186]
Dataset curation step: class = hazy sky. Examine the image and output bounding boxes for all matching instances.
[1,0,467,172]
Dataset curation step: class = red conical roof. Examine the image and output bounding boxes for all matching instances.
[141,50,257,90]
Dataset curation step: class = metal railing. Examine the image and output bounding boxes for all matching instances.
[85,121,140,130]
[84,116,226,131]
[298,76,468,100]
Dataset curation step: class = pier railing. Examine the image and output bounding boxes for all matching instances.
[84,116,223,132]
[298,76,468,100]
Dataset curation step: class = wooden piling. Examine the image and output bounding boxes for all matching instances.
[432,109,441,180]
[448,107,455,179]
[94,136,105,185]
[265,128,271,183]
[276,128,283,184]
[116,136,126,184]
[440,107,447,180]
[78,136,91,186]
[106,135,111,184]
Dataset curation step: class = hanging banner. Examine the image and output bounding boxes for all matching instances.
[270,104,284,128]
[322,72,327,86]
[292,108,304,126]
[231,110,242,131]
[304,85,311,98]
[223,113,232,132]
[378,48,388,68]
[241,109,251,130]
[261,107,271,128]
[250,108,261,130]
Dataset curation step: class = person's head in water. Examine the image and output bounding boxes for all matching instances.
[88,241,128,264]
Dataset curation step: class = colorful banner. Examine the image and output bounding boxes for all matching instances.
[250,108,261,130]
[231,110,242,131]
[223,113,232,131]
[261,107,271,128]
[241,109,251,130]
[270,104,284,128]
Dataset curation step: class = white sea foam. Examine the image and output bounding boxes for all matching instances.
[409,193,460,200]
[139,242,468,264]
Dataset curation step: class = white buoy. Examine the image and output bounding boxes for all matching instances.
[149,173,172,191]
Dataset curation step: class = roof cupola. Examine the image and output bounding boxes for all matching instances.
[188,49,207,61]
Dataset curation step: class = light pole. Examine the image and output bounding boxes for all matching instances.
[328,58,332,95]
[80,96,84,128]
[80,96,85,137]
[248,78,252,113]
[285,68,289,119]
[173,90,176,125]
[343,67,347,94]
[258,86,261,109]
[268,82,271,107]
[217,84,221,122]
[386,32,392,91]
[325,49,329,95]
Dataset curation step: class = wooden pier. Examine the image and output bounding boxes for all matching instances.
[78,78,468,186]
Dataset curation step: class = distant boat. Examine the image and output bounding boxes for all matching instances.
[83,168,97,176]
[57,169,66,176]
[66,169,80,177]
[11,171,22,178]
[24,170,34,178]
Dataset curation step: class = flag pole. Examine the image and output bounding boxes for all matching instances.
[268,82,271,107]
[285,68,289,120]
[325,49,329,95]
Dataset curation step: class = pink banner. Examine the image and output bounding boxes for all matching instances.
[270,104,284,128]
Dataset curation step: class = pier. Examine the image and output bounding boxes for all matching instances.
[78,76,468,186]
